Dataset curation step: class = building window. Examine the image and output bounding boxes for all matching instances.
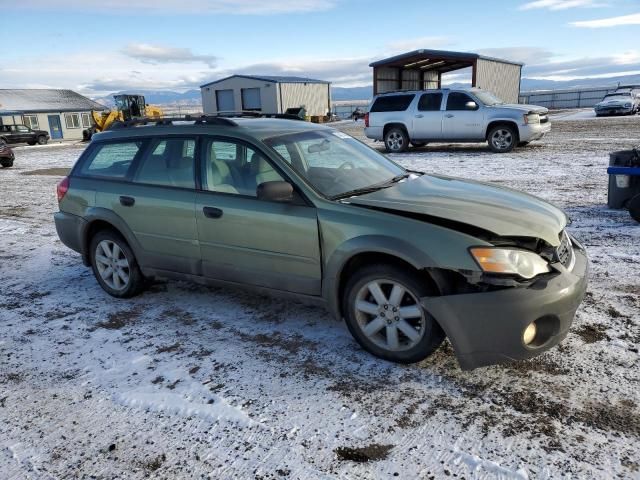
[81,113,91,128]
[24,115,40,130]
[64,113,81,129]
[241,88,262,111]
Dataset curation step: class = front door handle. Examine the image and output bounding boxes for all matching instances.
[203,206,223,219]
[445,114,454,118]
[119,196,135,207]
[415,114,424,118]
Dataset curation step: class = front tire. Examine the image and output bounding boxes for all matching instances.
[1,160,13,168]
[488,125,517,153]
[90,230,145,298]
[384,127,409,153]
[37,135,48,145]
[343,264,445,363]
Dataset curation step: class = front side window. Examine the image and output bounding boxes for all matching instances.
[201,138,283,196]
[16,125,29,133]
[370,94,415,113]
[134,138,195,189]
[418,93,443,111]
[264,130,405,199]
[80,141,143,178]
[64,113,81,129]
[23,115,39,130]
[446,92,477,111]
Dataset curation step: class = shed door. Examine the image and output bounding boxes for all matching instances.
[216,89,235,112]
[241,88,261,111]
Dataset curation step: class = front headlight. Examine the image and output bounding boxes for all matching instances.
[625,103,632,108]
[470,247,551,279]
[524,113,540,125]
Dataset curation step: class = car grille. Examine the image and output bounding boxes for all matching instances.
[556,231,574,269]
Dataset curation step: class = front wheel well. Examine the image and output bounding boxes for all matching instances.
[336,252,440,318]
[485,120,519,141]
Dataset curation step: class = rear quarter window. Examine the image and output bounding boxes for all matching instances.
[370,94,415,113]
[79,141,143,178]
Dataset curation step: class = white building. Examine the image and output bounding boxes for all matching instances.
[0,89,105,141]
[200,75,331,117]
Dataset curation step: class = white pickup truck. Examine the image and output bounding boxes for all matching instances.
[364,88,550,153]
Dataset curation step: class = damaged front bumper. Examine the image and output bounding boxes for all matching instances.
[422,241,588,370]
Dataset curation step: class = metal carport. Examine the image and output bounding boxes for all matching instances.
[369,49,523,104]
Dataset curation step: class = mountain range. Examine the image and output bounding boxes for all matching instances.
[93,73,640,106]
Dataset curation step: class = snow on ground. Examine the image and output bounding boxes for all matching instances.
[1,117,639,479]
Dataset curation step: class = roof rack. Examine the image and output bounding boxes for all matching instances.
[107,112,304,130]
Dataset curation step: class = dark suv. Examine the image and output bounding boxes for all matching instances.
[54,115,588,370]
[0,124,49,146]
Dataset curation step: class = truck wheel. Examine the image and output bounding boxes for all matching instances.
[384,127,409,153]
[629,194,640,223]
[90,230,145,298]
[1,160,13,168]
[0,138,6,146]
[342,264,445,364]
[37,135,48,145]
[488,125,517,153]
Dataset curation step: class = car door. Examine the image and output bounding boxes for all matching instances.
[412,92,444,140]
[85,137,200,275]
[16,125,32,143]
[442,92,485,140]
[195,136,322,296]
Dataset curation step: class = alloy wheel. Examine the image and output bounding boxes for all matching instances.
[354,279,426,352]
[386,132,405,152]
[491,129,513,150]
[95,239,130,291]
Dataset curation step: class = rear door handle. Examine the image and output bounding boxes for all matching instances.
[119,196,135,207]
[203,206,223,219]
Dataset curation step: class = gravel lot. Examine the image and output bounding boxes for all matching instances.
[1,114,639,479]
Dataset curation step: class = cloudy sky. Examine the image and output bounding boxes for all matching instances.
[1,0,639,95]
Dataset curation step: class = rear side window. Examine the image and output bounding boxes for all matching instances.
[133,138,196,189]
[80,141,142,178]
[370,94,415,112]
[418,93,443,111]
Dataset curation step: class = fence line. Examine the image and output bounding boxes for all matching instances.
[519,84,640,109]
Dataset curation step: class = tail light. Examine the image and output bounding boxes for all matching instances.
[364,112,370,127]
[57,176,69,202]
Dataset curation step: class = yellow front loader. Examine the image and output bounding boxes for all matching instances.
[83,94,163,140]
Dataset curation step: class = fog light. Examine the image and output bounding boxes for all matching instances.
[523,322,537,345]
[615,175,630,188]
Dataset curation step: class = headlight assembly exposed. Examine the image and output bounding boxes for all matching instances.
[523,113,540,125]
[470,247,551,279]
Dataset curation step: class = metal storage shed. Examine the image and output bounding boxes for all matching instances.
[200,75,331,117]
[369,49,523,104]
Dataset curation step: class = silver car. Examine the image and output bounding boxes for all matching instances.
[364,88,550,153]
[594,92,639,116]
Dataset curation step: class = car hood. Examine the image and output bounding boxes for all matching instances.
[489,104,549,115]
[596,99,630,107]
[346,175,567,246]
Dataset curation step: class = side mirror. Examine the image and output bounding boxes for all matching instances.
[256,181,294,202]
[465,101,479,110]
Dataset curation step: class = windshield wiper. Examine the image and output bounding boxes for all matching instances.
[331,173,410,200]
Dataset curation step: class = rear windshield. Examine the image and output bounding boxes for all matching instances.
[370,94,415,112]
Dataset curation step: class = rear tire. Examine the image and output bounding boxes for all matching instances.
[342,264,445,363]
[384,127,409,153]
[1,161,13,168]
[629,194,640,223]
[0,138,6,146]
[487,124,518,153]
[90,230,145,298]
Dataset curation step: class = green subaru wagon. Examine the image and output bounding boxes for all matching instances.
[54,116,588,369]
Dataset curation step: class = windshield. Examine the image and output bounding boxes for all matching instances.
[603,94,631,100]
[264,130,405,199]
[473,90,504,106]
